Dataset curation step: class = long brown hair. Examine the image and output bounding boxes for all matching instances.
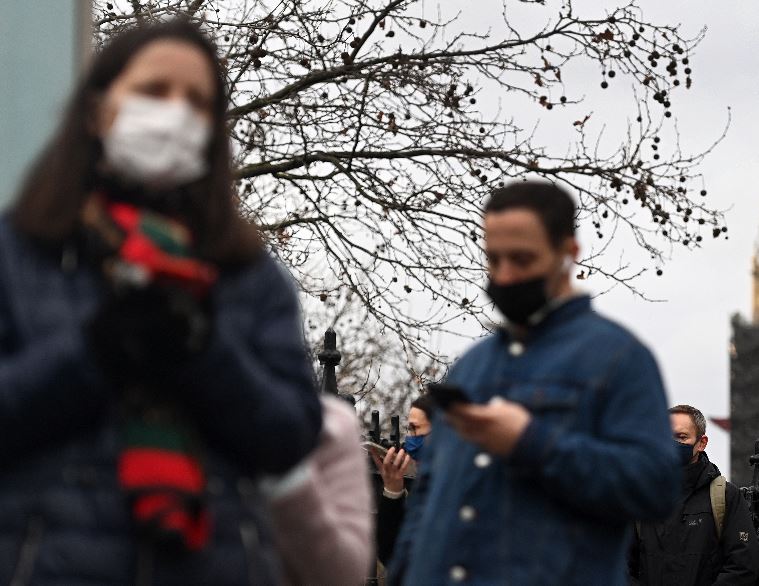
[12,19,259,264]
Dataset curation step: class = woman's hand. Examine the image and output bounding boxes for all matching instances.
[87,285,211,382]
[371,446,411,493]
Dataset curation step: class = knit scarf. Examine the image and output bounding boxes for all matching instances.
[87,196,217,552]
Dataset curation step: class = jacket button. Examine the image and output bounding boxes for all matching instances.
[508,341,524,356]
[474,452,492,468]
[450,565,467,582]
[459,505,476,522]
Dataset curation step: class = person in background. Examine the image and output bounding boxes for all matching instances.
[372,395,434,566]
[0,19,321,585]
[262,394,374,585]
[389,181,680,586]
[629,404,759,585]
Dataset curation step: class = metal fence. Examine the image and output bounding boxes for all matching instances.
[317,328,405,585]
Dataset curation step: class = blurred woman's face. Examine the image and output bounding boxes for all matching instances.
[96,39,216,135]
[94,39,218,189]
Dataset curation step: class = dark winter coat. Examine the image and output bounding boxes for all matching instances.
[629,453,759,586]
[376,487,407,566]
[0,216,322,585]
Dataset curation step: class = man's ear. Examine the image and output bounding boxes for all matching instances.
[562,237,579,261]
[697,434,709,453]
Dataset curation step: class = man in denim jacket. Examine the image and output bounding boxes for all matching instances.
[389,181,680,585]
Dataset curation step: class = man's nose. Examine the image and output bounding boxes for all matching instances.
[490,263,518,286]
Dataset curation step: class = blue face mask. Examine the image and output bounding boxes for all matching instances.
[403,434,427,461]
[674,441,695,466]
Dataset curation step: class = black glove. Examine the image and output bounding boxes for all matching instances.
[87,285,212,383]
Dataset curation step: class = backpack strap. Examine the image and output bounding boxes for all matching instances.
[710,475,727,540]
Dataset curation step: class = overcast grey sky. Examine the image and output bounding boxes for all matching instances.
[583,0,759,481]
[440,0,759,479]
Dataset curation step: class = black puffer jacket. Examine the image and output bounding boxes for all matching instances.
[0,218,322,586]
[629,453,759,586]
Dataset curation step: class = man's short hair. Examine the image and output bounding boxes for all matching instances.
[411,394,435,421]
[484,181,576,248]
[669,404,707,438]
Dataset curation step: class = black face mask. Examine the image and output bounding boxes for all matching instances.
[486,277,549,325]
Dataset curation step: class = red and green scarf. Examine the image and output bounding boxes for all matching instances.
[89,197,217,552]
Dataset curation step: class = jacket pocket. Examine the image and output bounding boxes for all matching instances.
[10,516,44,586]
[506,383,581,429]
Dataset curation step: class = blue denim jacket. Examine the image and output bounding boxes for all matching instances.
[390,296,680,586]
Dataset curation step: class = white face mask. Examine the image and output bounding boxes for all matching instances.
[102,95,211,189]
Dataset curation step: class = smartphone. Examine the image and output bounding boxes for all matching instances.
[427,382,471,410]
[361,441,389,458]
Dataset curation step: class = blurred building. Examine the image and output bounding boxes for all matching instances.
[0,1,91,208]
[728,255,759,488]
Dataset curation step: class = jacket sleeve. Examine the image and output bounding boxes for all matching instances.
[510,338,680,522]
[713,483,759,585]
[266,397,373,585]
[376,493,407,566]
[0,283,107,464]
[172,256,322,475]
